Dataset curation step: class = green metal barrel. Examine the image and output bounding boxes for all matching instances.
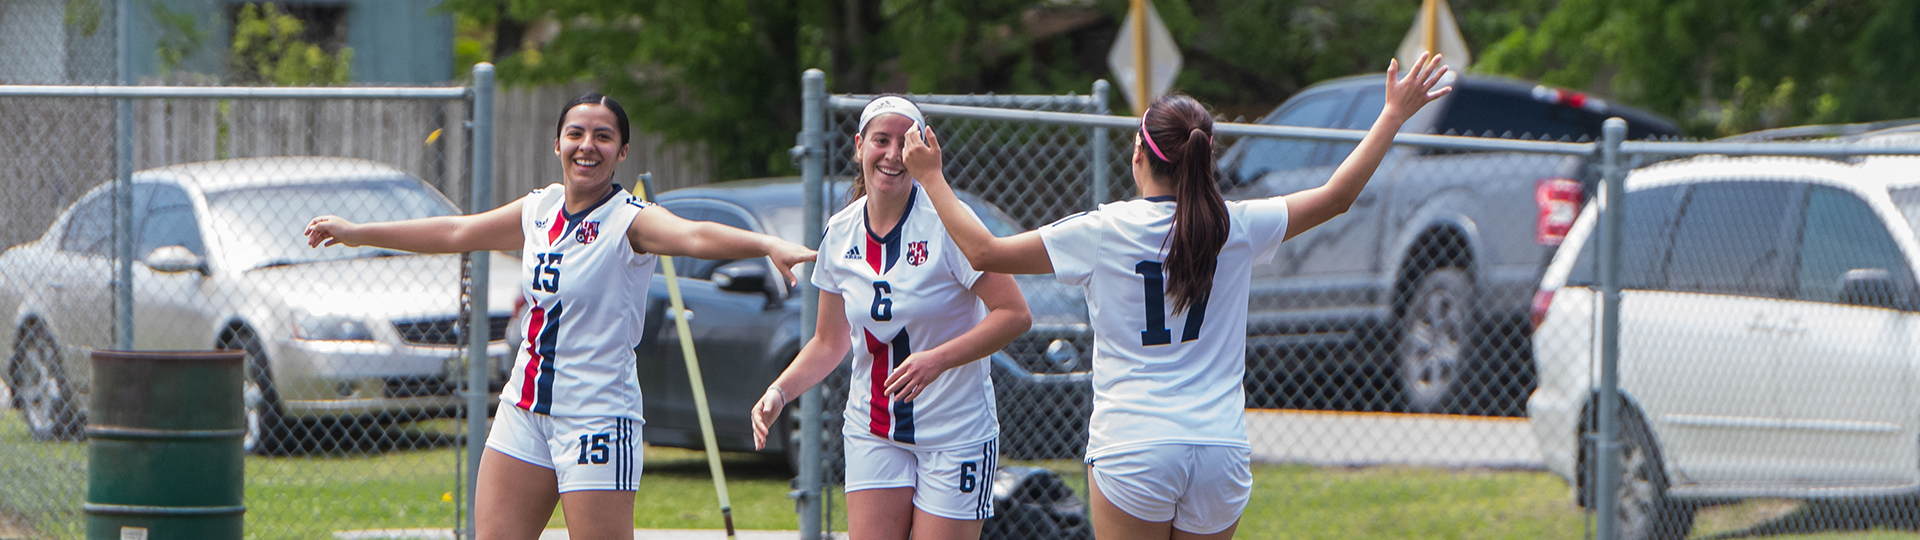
[85,350,246,540]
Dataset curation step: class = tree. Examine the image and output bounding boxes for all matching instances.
[1476,0,1920,136]
[228,2,353,86]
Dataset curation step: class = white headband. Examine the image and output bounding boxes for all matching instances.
[857,96,927,137]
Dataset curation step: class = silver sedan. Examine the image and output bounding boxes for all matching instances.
[0,157,519,454]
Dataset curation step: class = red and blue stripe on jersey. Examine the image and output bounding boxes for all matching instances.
[861,195,914,443]
[518,302,563,414]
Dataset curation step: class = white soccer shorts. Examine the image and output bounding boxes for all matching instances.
[1087,444,1252,534]
[486,404,643,493]
[843,430,999,520]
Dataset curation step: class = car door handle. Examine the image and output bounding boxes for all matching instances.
[1746,313,1773,333]
[1354,193,1377,208]
[1778,316,1806,335]
[48,282,66,290]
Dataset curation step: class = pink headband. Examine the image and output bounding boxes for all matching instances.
[1140,114,1211,163]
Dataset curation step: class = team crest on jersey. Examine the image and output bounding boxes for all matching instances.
[905,241,928,266]
[845,245,863,259]
[575,221,600,244]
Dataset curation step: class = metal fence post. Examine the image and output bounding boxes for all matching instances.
[463,62,496,539]
[113,0,134,350]
[796,68,828,540]
[1090,79,1111,210]
[1593,117,1628,540]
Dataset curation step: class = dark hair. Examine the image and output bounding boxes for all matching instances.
[1142,93,1226,315]
[847,94,913,206]
[554,93,630,146]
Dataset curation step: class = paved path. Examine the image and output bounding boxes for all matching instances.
[1246,409,1544,470]
[334,529,839,539]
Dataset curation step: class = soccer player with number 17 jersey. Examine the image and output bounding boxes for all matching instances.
[904,54,1454,539]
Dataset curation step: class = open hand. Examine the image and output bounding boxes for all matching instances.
[304,216,360,248]
[882,350,951,403]
[1382,52,1454,124]
[749,387,786,450]
[903,126,945,184]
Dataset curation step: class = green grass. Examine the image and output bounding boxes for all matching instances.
[11,410,1920,539]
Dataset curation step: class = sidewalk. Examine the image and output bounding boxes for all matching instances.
[333,529,838,539]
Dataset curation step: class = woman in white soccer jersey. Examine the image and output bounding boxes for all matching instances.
[901,55,1453,539]
[747,96,1031,540]
[303,93,815,540]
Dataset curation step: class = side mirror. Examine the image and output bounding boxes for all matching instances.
[712,259,784,309]
[1839,268,1900,309]
[144,246,208,275]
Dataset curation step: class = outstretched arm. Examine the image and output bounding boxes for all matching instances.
[902,129,1055,275]
[305,199,525,253]
[1283,52,1453,240]
[627,204,817,285]
[752,291,853,449]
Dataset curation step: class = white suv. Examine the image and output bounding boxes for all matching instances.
[1528,138,1920,540]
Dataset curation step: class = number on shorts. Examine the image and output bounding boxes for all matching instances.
[958,461,977,493]
[577,433,611,465]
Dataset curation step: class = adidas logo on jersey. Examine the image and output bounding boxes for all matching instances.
[844,246,862,259]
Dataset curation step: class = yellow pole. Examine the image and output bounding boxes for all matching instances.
[1423,0,1438,55]
[1132,0,1150,114]
[633,174,737,540]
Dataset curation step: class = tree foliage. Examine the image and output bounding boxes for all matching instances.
[1477,0,1920,136]
[229,2,353,86]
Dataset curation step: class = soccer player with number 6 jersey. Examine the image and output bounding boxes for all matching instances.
[902,54,1454,539]
[750,96,1031,540]
[305,93,815,540]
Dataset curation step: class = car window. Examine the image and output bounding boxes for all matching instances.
[1796,186,1913,304]
[1567,185,1688,289]
[659,200,758,280]
[1664,182,1793,298]
[1229,90,1347,182]
[60,190,115,257]
[657,203,708,276]
[204,178,456,271]
[1436,88,1604,141]
[138,184,206,258]
[1324,85,1387,163]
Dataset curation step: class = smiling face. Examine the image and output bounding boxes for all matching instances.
[854,113,917,201]
[552,104,629,191]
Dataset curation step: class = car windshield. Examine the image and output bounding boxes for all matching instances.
[206,178,458,270]
[1890,187,1920,239]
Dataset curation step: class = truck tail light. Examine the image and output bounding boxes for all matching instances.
[1531,289,1556,330]
[1536,179,1583,245]
[1531,85,1609,114]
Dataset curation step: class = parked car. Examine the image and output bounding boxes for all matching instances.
[1529,131,1920,540]
[1218,74,1681,414]
[634,177,1092,472]
[0,157,520,454]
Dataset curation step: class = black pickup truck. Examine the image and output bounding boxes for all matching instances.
[1219,74,1679,415]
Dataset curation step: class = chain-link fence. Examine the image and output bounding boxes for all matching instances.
[792,69,1920,540]
[0,77,501,539]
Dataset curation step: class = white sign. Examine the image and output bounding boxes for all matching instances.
[1395,0,1471,76]
[1107,1,1182,113]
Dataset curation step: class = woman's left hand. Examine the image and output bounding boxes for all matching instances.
[882,349,952,403]
[903,126,945,183]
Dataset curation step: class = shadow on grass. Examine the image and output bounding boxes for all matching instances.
[1697,499,1920,539]
[642,450,794,481]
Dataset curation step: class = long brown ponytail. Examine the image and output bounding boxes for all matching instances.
[1142,94,1227,315]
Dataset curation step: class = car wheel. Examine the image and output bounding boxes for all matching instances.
[221,331,292,455]
[1584,405,1694,540]
[1395,268,1473,414]
[10,323,81,441]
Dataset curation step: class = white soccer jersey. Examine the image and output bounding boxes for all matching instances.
[503,183,659,419]
[1038,196,1289,460]
[814,184,998,450]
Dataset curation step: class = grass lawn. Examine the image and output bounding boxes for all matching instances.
[11,410,1920,539]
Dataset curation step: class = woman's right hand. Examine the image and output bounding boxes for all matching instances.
[304,216,361,248]
[750,386,788,450]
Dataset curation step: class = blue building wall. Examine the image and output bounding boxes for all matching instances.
[134,0,452,84]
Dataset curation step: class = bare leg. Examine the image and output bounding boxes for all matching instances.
[909,506,985,540]
[558,489,637,540]
[476,448,560,540]
[847,487,915,540]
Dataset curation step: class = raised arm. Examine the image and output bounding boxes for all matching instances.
[627,204,817,285]
[902,129,1055,275]
[305,199,525,253]
[1283,52,1453,240]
